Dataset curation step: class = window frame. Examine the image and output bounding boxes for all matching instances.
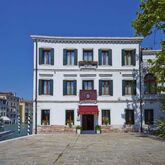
[63,80,77,96]
[102,110,111,125]
[65,110,74,126]
[125,109,134,125]
[41,109,50,125]
[144,109,154,125]
[82,80,94,90]
[83,50,93,61]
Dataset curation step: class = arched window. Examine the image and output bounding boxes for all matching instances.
[144,74,157,94]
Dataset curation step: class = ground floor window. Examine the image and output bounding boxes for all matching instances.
[125,109,134,125]
[102,110,110,125]
[144,109,154,125]
[41,110,50,125]
[65,110,74,127]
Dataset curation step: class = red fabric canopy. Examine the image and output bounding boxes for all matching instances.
[78,106,99,115]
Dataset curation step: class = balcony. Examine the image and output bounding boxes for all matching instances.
[79,90,97,103]
[79,61,98,69]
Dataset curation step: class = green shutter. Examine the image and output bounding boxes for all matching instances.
[39,80,42,95]
[108,49,112,65]
[50,80,53,95]
[50,49,54,65]
[131,49,136,66]
[125,110,129,124]
[98,49,102,65]
[132,110,135,124]
[74,49,78,65]
[99,80,102,95]
[110,80,113,96]
[122,49,125,66]
[73,80,77,95]
[63,49,67,65]
[63,80,67,95]
[122,80,125,96]
[39,48,43,65]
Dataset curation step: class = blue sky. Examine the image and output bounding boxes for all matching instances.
[0,0,164,99]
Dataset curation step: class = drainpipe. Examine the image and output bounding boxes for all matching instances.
[139,45,143,133]
[35,40,38,134]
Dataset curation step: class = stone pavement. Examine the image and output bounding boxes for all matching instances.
[0,133,165,165]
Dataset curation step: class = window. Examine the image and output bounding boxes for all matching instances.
[98,49,112,65]
[144,74,157,94]
[122,80,136,95]
[83,80,94,90]
[63,80,77,95]
[83,50,93,61]
[122,49,136,66]
[39,48,54,65]
[65,110,74,126]
[125,109,134,124]
[102,110,110,125]
[99,80,113,96]
[39,80,53,95]
[63,49,77,65]
[144,109,154,125]
[41,110,50,125]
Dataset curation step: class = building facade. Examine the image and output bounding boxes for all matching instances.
[0,92,19,124]
[19,99,33,123]
[32,35,164,134]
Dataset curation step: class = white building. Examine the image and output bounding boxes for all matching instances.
[31,35,164,134]
[0,92,19,124]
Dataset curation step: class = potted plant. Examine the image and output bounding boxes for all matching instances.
[103,117,109,126]
[95,125,101,134]
[76,125,81,134]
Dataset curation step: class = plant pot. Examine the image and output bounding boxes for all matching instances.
[96,130,101,134]
[77,129,81,134]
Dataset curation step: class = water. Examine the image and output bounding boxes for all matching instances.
[0,123,33,141]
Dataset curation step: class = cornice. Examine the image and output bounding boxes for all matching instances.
[142,49,161,55]
[31,35,143,44]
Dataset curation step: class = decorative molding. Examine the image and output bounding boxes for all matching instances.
[31,35,143,44]
[122,74,133,77]
[80,74,96,77]
[39,74,53,77]
[63,74,77,77]
[99,74,112,77]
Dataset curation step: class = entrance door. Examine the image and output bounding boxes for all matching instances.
[82,115,94,130]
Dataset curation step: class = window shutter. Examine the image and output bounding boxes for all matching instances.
[98,49,102,65]
[50,80,53,95]
[110,80,113,96]
[39,48,43,65]
[63,49,67,65]
[133,80,136,95]
[39,80,42,95]
[131,49,136,66]
[74,49,78,65]
[73,80,77,95]
[63,80,67,95]
[121,49,125,66]
[99,80,102,95]
[50,49,54,65]
[132,110,135,124]
[108,49,112,66]
[125,110,129,124]
[122,80,125,96]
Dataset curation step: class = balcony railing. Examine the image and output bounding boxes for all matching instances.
[79,90,97,103]
[79,61,98,69]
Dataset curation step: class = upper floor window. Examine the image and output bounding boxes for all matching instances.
[125,109,134,125]
[144,74,157,94]
[144,109,154,125]
[63,80,77,95]
[82,80,94,90]
[39,79,53,95]
[99,80,113,96]
[83,50,93,61]
[122,49,136,66]
[122,80,136,95]
[39,48,54,65]
[63,49,77,65]
[98,49,112,65]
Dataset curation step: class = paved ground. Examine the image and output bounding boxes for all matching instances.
[0,133,165,165]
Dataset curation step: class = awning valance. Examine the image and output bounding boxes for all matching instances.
[78,106,99,115]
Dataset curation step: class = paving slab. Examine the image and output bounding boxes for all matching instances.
[0,133,165,165]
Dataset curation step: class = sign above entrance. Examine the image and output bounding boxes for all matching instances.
[78,106,99,115]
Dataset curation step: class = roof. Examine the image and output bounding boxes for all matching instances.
[0,116,11,121]
[142,49,161,55]
[0,92,14,97]
[31,35,143,44]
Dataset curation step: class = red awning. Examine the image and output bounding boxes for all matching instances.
[78,106,99,115]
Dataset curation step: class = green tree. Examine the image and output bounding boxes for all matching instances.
[132,0,165,137]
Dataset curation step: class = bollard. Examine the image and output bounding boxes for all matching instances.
[27,112,31,135]
[18,115,20,134]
